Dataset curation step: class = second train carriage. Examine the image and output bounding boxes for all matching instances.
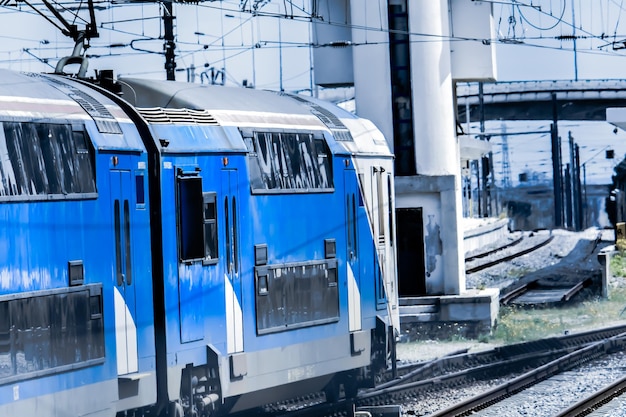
[0,69,399,417]
[115,78,399,415]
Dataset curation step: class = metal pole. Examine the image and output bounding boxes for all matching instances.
[583,163,587,228]
[565,163,572,228]
[551,93,563,228]
[574,143,583,230]
[568,131,578,229]
[163,1,176,81]
[278,12,283,91]
[571,0,578,81]
[551,123,563,228]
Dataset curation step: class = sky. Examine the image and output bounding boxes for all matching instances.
[1,0,626,186]
[2,1,626,87]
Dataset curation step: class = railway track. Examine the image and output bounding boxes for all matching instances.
[428,332,626,416]
[499,277,594,306]
[465,234,553,274]
[466,230,605,306]
[556,374,626,417]
[464,234,524,263]
[261,324,626,417]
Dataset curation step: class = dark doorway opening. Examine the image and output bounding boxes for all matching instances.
[396,208,426,296]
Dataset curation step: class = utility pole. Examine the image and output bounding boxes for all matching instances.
[500,122,512,188]
[571,0,578,81]
[163,1,176,81]
[551,93,563,228]
[574,142,583,230]
[568,131,584,231]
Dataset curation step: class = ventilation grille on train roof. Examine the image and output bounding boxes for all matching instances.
[31,73,123,134]
[283,93,354,141]
[137,107,219,125]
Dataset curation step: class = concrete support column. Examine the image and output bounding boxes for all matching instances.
[350,0,394,145]
[408,0,457,175]
[407,0,465,294]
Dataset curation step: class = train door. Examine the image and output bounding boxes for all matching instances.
[222,169,243,353]
[344,168,361,332]
[110,168,139,375]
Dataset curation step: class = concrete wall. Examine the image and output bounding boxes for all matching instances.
[396,175,465,295]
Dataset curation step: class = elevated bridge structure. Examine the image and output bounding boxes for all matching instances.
[457,80,626,123]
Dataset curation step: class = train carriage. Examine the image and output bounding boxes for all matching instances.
[0,69,398,417]
[0,70,157,416]
[116,78,398,415]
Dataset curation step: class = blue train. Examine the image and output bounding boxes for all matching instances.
[0,69,399,417]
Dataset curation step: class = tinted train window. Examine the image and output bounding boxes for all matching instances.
[0,285,105,384]
[255,260,339,334]
[0,122,96,199]
[177,175,219,264]
[247,131,333,193]
[203,192,218,262]
[178,176,205,262]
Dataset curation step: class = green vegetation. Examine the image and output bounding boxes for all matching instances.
[503,267,533,280]
[489,251,626,344]
[490,285,626,344]
[610,251,626,278]
[397,253,626,361]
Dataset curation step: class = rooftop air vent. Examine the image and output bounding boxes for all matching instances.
[137,108,219,125]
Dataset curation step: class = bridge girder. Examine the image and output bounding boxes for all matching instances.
[456,80,626,122]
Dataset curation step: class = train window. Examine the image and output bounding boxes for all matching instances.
[114,200,123,286]
[254,260,340,334]
[0,285,105,384]
[232,196,239,273]
[124,200,133,285]
[388,174,394,246]
[178,176,205,262]
[247,131,333,193]
[0,122,96,199]
[203,192,218,263]
[377,168,385,243]
[135,174,145,205]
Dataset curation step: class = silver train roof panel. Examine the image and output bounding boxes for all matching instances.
[0,71,144,152]
[119,78,392,157]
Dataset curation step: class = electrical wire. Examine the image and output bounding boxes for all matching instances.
[515,0,567,30]
[3,0,626,81]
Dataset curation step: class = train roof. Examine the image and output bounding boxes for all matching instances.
[120,78,310,114]
[0,70,144,151]
[119,78,392,157]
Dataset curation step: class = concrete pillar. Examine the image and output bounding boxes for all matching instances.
[350,0,394,145]
[405,0,465,294]
[408,0,457,175]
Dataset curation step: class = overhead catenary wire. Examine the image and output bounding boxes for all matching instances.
[3,0,626,82]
